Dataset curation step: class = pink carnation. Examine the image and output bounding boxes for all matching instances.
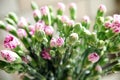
[0,50,19,62]
[82,16,90,23]
[18,17,28,28]
[17,29,27,38]
[88,52,100,63]
[56,37,64,47]
[99,4,106,13]
[67,20,75,26]
[57,2,65,11]
[69,3,77,10]
[61,15,69,23]
[50,38,56,47]
[28,25,35,35]
[35,21,45,31]
[33,9,41,17]
[4,35,20,49]
[44,26,54,35]
[40,6,49,16]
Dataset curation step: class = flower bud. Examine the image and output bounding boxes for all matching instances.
[28,25,35,35]
[67,20,75,27]
[35,21,45,31]
[40,6,49,16]
[33,9,41,22]
[81,16,90,29]
[44,26,54,35]
[0,50,21,63]
[8,12,18,24]
[0,21,5,29]
[17,29,27,38]
[31,1,39,10]
[68,33,78,44]
[35,30,46,42]
[5,18,16,26]
[4,35,20,49]
[97,4,107,16]
[95,65,102,73]
[88,52,100,63]
[57,2,65,15]
[50,38,57,47]
[97,40,105,48]
[56,37,64,47]
[60,15,69,23]
[69,3,77,20]
[18,17,28,28]
[6,24,16,32]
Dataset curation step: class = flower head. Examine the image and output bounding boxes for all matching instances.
[4,35,20,49]
[17,29,27,38]
[44,26,54,35]
[40,6,49,16]
[69,3,77,10]
[41,48,51,60]
[28,25,35,35]
[56,37,64,47]
[88,52,100,63]
[57,2,65,11]
[61,15,69,23]
[67,20,75,26]
[0,50,20,62]
[82,16,90,24]
[50,38,56,47]
[98,4,106,13]
[33,9,41,17]
[35,21,45,31]
[18,17,28,28]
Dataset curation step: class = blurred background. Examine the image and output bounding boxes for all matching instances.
[0,0,120,80]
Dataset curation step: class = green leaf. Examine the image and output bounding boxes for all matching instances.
[0,60,9,69]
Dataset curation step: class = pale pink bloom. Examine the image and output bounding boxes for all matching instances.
[6,24,16,31]
[33,9,41,17]
[50,38,56,47]
[61,15,69,23]
[18,17,28,28]
[104,21,112,28]
[4,35,20,49]
[17,29,27,38]
[113,14,120,23]
[95,65,102,73]
[99,4,106,13]
[82,16,90,23]
[69,3,77,10]
[35,21,45,31]
[56,37,64,47]
[0,50,19,62]
[40,6,49,16]
[44,26,54,35]
[57,2,65,11]
[67,20,75,26]
[88,52,100,63]
[28,25,35,35]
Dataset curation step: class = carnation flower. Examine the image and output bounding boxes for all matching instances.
[35,21,45,31]
[17,29,27,38]
[57,2,65,11]
[56,37,64,47]
[44,26,54,35]
[28,25,35,35]
[4,35,20,49]
[61,15,69,23]
[41,48,51,60]
[82,16,90,24]
[99,4,106,13]
[88,52,100,63]
[18,17,28,28]
[33,9,41,17]
[40,6,49,16]
[69,2,77,10]
[50,38,56,47]
[0,50,20,62]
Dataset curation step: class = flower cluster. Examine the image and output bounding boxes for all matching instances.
[0,2,120,80]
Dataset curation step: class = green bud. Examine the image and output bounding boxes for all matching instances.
[8,12,18,24]
[58,47,66,54]
[73,23,83,35]
[50,50,55,57]
[31,1,39,10]
[35,30,46,42]
[97,40,105,48]
[97,17,104,25]
[5,18,16,26]
[0,21,6,29]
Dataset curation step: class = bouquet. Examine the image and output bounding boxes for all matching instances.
[0,1,120,80]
